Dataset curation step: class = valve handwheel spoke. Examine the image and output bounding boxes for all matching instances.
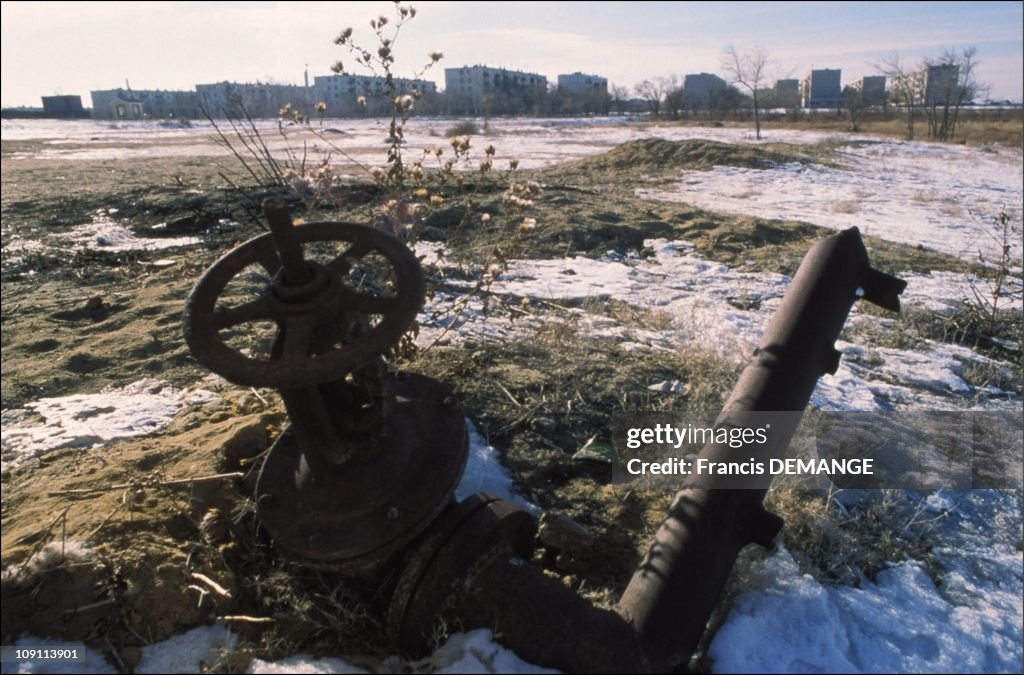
[208,296,273,331]
[328,239,375,276]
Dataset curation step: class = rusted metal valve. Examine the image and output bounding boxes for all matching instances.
[183,199,467,571]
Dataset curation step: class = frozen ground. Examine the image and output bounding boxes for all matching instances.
[1,115,879,168]
[419,239,1020,413]
[708,489,1023,674]
[638,140,1023,262]
[2,123,1021,673]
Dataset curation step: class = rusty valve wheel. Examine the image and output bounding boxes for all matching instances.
[184,202,424,389]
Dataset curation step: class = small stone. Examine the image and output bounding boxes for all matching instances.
[200,508,230,544]
[218,416,270,466]
[537,511,595,554]
[120,647,142,671]
[531,416,556,434]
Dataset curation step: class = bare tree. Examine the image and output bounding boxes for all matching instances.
[842,85,865,132]
[710,84,747,118]
[610,84,630,115]
[923,47,987,141]
[635,79,665,115]
[659,74,686,119]
[722,45,771,139]
[878,51,924,140]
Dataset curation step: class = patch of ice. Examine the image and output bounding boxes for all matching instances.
[1,379,218,474]
[66,213,199,252]
[135,624,238,674]
[457,419,539,514]
[708,541,1022,674]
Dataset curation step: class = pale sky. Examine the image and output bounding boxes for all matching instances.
[2,1,1022,108]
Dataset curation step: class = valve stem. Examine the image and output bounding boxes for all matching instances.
[264,198,313,286]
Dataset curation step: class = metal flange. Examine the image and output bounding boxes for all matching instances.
[255,371,468,570]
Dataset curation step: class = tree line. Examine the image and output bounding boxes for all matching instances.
[877,47,986,141]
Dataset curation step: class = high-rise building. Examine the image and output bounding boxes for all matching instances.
[444,65,547,114]
[801,69,842,108]
[684,73,728,110]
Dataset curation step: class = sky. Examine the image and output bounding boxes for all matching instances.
[1,1,1022,108]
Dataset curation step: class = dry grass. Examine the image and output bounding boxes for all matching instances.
[581,296,676,332]
[830,199,859,214]
[765,482,942,586]
[759,109,1024,147]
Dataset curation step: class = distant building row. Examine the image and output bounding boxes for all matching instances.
[683,70,887,110]
[90,74,438,120]
[89,66,608,119]
[442,66,609,114]
[797,65,957,109]
[83,61,964,119]
[682,65,959,111]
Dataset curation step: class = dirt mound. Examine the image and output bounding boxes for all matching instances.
[1,405,280,669]
[560,138,811,177]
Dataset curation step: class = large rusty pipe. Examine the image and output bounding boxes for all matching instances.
[391,227,906,672]
[616,226,906,670]
[388,494,645,673]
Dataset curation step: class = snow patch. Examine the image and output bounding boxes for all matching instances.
[419,239,786,359]
[418,629,558,674]
[135,624,238,674]
[638,141,1023,263]
[66,212,199,251]
[457,419,539,513]
[708,543,1022,674]
[2,541,91,582]
[248,655,367,674]
[1,379,217,474]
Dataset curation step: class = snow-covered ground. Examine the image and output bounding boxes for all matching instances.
[2,122,1021,673]
[418,239,1020,413]
[638,140,1023,262]
[0,116,878,167]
